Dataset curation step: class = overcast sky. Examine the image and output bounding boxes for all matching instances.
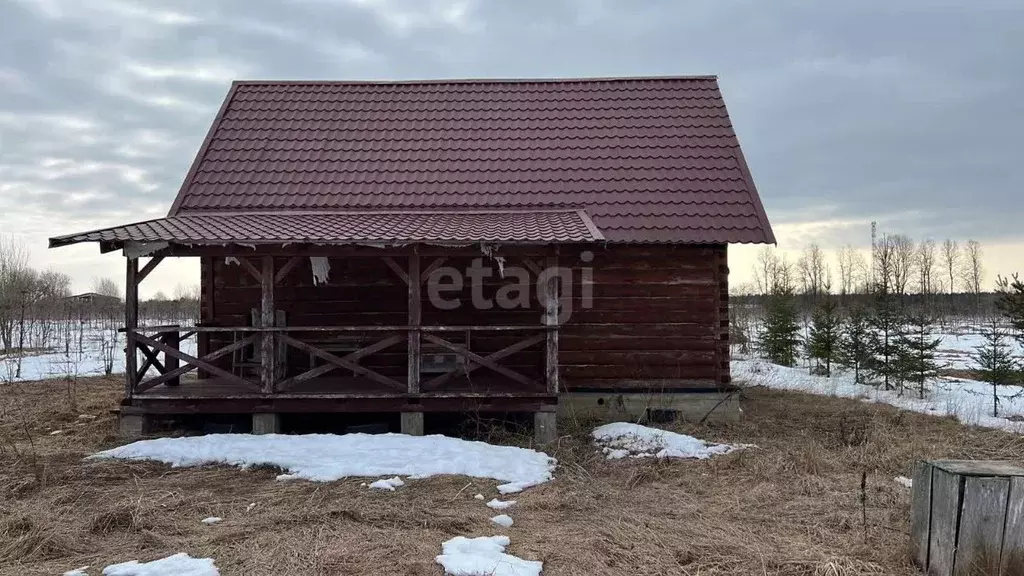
[1,0,1022,297]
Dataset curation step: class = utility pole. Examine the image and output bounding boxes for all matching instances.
[870,221,877,292]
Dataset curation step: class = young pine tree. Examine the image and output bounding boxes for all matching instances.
[901,313,943,400]
[869,288,909,393]
[760,286,802,367]
[996,273,1024,348]
[973,320,1018,417]
[807,297,842,376]
[838,306,875,384]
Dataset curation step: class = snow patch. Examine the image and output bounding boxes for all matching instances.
[734,358,1024,433]
[436,535,542,576]
[473,494,484,500]
[368,476,405,491]
[485,498,516,510]
[200,516,222,525]
[101,553,218,575]
[90,433,555,492]
[63,568,89,576]
[895,476,913,489]
[490,514,514,528]
[592,423,749,460]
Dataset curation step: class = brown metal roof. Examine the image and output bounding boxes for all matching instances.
[166,76,774,244]
[48,210,603,248]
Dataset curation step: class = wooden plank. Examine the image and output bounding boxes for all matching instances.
[1001,476,1024,576]
[520,258,542,276]
[953,476,1009,576]
[130,395,557,414]
[164,244,552,259]
[135,343,166,380]
[161,329,180,386]
[277,334,404,390]
[929,468,962,576]
[560,350,717,365]
[275,310,287,381]
[274,256,303,285]
[136,335,258,392]
[125,324,554,333]
[422,333,545,391]
[137,255,164,284]
[260,255,276,393]
[563,364,719,380]
[560,337,720,352]
[408,253,421,393]
[422,333,542,389]
[911,461,934,569]
[383,256,410,285]
[932,460,1024,477]
[124,258,138,398]
[134,332,256,389]
[235,256,262,281]
[544,253,559,394]
[421,257,447,283]
[279,334,405,391]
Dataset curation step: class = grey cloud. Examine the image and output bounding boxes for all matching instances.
[0,0,1022,281]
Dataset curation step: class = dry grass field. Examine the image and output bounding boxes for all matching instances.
[3,376,1024,575]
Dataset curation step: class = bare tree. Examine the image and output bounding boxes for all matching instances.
[963,239,984,314]
[797,244,828,300]
[941,239,959,294]
[841,246,869,295]
[888,234,916,295]
[874,234,897,294]
[0,236,35,352]
[753,246,779,296]
[92,277,121,299]
[916,239,936,295]
[173,283,200,301]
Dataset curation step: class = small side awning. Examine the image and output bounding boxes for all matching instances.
[49,209,605,251]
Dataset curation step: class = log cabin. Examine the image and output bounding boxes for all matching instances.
[49,76,775,441]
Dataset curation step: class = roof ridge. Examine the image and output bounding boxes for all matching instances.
[232,75,719,87]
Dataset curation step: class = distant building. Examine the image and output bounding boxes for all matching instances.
[63,292,122,307]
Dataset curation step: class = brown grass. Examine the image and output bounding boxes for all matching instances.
[3,377,1024,575]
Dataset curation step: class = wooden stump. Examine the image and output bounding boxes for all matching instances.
[911,460,1024,576]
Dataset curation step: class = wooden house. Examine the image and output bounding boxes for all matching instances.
[49,76,774,441]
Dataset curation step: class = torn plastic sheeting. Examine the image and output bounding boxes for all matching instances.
[310,257,331,286]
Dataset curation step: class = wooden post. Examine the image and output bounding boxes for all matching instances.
[260,256,275,394]
[544,252,560,394]
[534,406,557,444]
[408,252,421,393]
[275,310,287,381]
[124,257,139,398]
[163,328,180,386]
[911,460,1024,575]
[198,256,215,378]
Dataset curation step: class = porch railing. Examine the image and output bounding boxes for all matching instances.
[124,325,554,397]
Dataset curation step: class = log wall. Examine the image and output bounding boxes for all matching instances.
[560,244,729,391]
[199,243,730,392]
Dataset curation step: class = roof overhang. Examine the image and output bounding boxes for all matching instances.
[48,209,606,253]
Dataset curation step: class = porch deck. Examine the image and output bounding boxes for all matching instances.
[128,375,557,414]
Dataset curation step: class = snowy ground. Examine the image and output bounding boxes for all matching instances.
[592,422,751,460]
[90,432,556,494]
[64,553,218,576]
[1,324,196,383]
[734,358,1024,433]
[933,330,1024,370]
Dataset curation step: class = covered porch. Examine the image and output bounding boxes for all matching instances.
[49,210,602,440]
